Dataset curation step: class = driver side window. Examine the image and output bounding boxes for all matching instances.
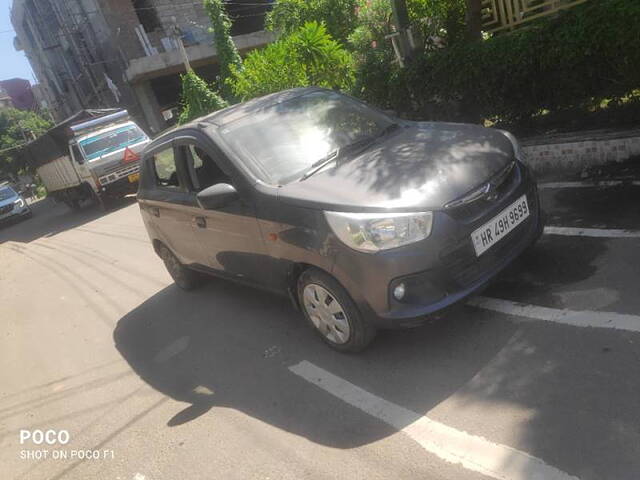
[184,144,231,192]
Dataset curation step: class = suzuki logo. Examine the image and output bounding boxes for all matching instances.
[483,183,500,202]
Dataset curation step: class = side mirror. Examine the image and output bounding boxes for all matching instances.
[196,183,238,210]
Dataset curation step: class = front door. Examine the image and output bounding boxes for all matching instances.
[177,140,270,286]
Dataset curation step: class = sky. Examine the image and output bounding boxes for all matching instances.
[0,0,35,83]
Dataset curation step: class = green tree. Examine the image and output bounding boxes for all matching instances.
[348,0,466,107]
[178,70,228,124]
[266,0,358,45]
[0,108,52,176]
[204,0,243,99]
[228,22,354,101]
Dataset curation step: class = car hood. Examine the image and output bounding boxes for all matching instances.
[278,122,515,211]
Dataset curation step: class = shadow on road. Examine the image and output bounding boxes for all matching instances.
[113,277,515,446]
[0,195,137,244]
[113,269,640,479]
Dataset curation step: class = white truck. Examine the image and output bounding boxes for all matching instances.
[22,109,151,210]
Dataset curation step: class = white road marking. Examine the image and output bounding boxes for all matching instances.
[468,296,640,333]
[544,226,640,238]
[539,180,640,189]
[290,361,578,480]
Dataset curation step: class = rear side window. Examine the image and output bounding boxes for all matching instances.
[152,148,180,189]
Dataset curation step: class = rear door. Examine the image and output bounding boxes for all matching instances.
[139,140,202,265]
[175,136,270,286]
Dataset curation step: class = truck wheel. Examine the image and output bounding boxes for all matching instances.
[64,198,81,211]
[158,244,205,291]
[87,185,107,212]
[297,268,377,352]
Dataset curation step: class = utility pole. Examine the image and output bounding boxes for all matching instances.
[465,0,483,42]
[389,0,415,66]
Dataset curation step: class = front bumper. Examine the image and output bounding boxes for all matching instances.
[331,162,543,329]
[0,202,31,223]
[100,172,140,197]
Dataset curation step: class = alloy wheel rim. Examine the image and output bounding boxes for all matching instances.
[302,284,351,345]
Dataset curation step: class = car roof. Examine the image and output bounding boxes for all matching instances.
[149,87,323,147]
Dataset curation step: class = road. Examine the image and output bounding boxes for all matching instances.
[1,176,640,480]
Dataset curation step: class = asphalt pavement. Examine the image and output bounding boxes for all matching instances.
[1,166,639,480]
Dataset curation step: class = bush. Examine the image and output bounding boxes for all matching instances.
[348,0,466,109]
[364,0,640,126]
[266,0,358,45]
[178,71,228,124]
[228,22,354,101]
[204,0,243,100]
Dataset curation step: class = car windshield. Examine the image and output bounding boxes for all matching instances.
[79,124,147,161]
[0,186,16,201]
[220,91,394,185]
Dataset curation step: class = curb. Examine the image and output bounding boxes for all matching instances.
[520,131,640,174]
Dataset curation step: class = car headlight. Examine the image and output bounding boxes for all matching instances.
[499,130,523,161]
[14,198,25,208]
[325,211,433,252]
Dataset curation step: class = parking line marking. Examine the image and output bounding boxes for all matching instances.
[468,296,640,333]
[289,361,579,480]
[539,180,640,189]
[544,226,640,238]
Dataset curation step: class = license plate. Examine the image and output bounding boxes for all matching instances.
[471,195,530,256]
[128,173,140,183]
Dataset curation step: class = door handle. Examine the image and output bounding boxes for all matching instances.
[195,216,206,229]
[149,207,160,217]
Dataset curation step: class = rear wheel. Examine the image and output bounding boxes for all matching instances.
[298,269,376,352]
[158,244,205,291]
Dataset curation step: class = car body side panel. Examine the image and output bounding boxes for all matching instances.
[253,186,338,296]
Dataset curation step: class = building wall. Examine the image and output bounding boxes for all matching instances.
[12,0,273,134]
[11,0,121,120]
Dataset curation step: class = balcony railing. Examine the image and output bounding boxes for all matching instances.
[481,0,589,33]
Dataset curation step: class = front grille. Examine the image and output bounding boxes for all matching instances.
[0,204,14,215]
[440,191,537,287]
[98,163,140,186]
[446,163,520,222]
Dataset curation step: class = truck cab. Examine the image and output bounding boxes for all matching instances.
[71,120,149,200]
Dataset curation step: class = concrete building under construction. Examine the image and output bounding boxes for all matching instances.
[11,0,274,134]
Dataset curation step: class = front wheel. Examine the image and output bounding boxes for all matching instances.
[297,269,377,352]
[158,244,205,291]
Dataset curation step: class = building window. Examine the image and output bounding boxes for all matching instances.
[132,0,162,33]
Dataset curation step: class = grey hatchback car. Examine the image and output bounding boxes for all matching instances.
[138,88,543,352]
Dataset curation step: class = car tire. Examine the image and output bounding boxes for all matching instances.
[297,268,377,352]
[158,244,205,291]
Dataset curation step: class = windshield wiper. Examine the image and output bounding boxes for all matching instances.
[299,149,340,181]
[335,123,401,161]
[298,124,400,182]
[352,123,400,154]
